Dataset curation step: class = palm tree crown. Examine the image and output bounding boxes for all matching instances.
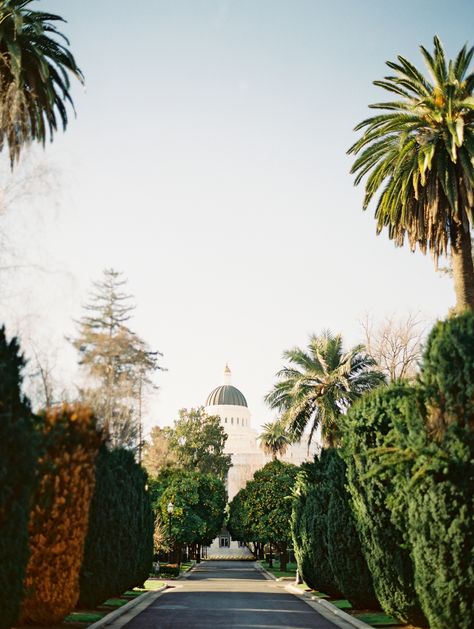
[349,36,474,311]
[259,419,292,460]
[265,331,385,447]
[0,0,83,164]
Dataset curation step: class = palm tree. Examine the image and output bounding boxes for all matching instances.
[265,331,385,447]
[0,0,83,165]
[259,419,292,460]
[349,36,474,312]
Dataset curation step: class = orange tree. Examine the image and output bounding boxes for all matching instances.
[20,405,102,626]
[229,460,298,571]
[154,469,226,562]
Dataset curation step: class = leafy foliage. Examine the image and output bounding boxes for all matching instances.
[349,37,474,310]
[326,450,378,608]
[0,0,83,164]
[20,405,102,626]
[79,447,154,607]
[290,452,341,597]
[259,419,293,459]
[229,460,298,570]
[373,313,474,628]
[384,412,474,629]
[420,310,474,434]
[0,328,38,629]
[154,469,226,548]
[142,426,176,477]
[266,330,384,446]
[342,385,427,625]
[165,407,231,480]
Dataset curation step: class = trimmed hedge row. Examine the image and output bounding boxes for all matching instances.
[79,447,154,607]
[0,329,38,629]
[292,312,474,629]
[0,327,155,626]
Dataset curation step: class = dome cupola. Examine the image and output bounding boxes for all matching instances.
[205,364,248,407]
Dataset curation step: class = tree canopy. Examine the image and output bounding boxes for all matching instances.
[71,269,163,450]
[165,407,231,480]
[228,460,298,570]
[266,330,385,446]
[0,0,83,164]
[349,37,474,311]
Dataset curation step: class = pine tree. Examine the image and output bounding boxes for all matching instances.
[71,269,163,450]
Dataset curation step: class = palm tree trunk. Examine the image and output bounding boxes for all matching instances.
[451,222,474,312]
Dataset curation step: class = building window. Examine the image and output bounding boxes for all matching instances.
[225,417,227,423]
[237,417,239,425]
[219,537,230,548]
[231,418,233,425]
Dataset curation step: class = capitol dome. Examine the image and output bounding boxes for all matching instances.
[205,365,248,407]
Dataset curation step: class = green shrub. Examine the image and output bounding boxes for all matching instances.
[158,563,180,577]
[383,313,474,629]
[79,448,154,607]
[326,451,378,609]
[403,423,473,629]
[342,384,427,626]
[20,405,102,626]
[421,310,474,432]
[0,329,38,629]
[291,452,341,597]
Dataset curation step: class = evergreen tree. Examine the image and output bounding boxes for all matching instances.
[79,447,154,607]
[72,269,163,450]
[326,450,378,608]
[291,451,341,597]
[0,328,37,629]
[342,384,427,625]
[349,37,474,311]
[266,331,384,446]
[0,0,83,165]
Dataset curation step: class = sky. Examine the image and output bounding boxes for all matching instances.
[1,0,473,433]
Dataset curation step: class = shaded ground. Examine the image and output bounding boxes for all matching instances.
[123,560,340,629]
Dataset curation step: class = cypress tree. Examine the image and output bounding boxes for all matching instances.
[291,452,341,597]
[390,312,474,628]
[0,328,37,629]
[342,384,427,625]
[79,447,154,607]
[20,405,102,625]
[326,451,378,608]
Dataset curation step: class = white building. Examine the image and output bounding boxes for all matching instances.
[205,365,317,557]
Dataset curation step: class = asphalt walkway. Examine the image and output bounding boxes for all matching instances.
[121,560,340,629]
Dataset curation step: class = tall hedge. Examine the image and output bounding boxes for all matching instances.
[79,447,154,607]
[342,384,427,626]
[20,405,102,625]
[390,312,474,629]
[421,310,474,433]
[326,450,378,609]
[291,451,341,597]
[0,329,38,629]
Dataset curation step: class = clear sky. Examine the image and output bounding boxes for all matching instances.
[2,0,473,432]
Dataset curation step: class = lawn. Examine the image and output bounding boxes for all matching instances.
[260,560,297,579]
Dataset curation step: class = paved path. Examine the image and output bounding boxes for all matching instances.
[122,561,340,629]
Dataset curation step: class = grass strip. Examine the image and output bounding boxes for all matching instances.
[64,611,106,622]
[331,599,352,610]
[354,611,400,626]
